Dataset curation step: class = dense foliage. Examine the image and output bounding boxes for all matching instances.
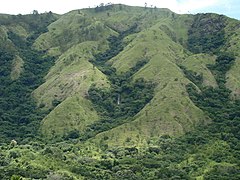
[187,14,226,53]
[0,49,54,142]
[84,26,155,140]
[86,71,155,140]
[0,14,56,143]
[185,52,240,178]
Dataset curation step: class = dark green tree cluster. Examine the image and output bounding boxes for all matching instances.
[0,15,56,143]
[0,49,54,143]
[85,76,155,140]
[180,65,203,88]
[208,52,235,87]
[186,52,235,118]
[95,3,114,12]
[187,14,226,53]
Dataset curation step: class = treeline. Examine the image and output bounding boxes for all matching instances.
[95,3,114,12]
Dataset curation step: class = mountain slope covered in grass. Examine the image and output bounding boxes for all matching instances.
[33,5,209,143]
[0,4,240,179]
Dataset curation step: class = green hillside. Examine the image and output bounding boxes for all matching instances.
[0,4,240,179]
[33,5,209,143]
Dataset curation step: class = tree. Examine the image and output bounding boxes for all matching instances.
[32,10,39,15]
[145,2,147,9]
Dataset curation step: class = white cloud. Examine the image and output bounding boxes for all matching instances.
[0,0,234,16]
[154,0,220,14]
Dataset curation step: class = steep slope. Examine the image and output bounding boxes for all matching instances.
[181,54,217,87]
[10,55,24,80]
[34,10,117,55]
[224,18,240,98]
[91,22,209,146]
[34,42,110,139]
[32,11,118,139]
[33,42,110,109]
[186,13,240,98]
[32,6,211,143]
[0,13,58,141]
[0,5,239,145]
[32,5,240,145]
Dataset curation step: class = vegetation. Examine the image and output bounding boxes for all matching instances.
[85,25,155,140]
[187,13,226,53]
[183,52,240,179]
[0,14,56,142]
[0,4,240,180]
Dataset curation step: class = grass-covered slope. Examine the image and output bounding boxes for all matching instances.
[181,54,217,87]
[33,41,110,109]
[224,18,240,98]
[34,5,204,142]
[34,10,117,56]
[91,23,208,146]
[40,96,100,141]
[33,5,240,144]
[186,13,240,99]
[10,55,24,80]
[1,4,239,146]
[226,56,240,98]
[33,42,110,139]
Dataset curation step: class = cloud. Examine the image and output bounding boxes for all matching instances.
[159,0,220,13]
[0,0,239,19]
[110,0,222,14]
[0,0,221,14]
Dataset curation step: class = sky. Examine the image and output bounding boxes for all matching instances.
[0,0,239,20]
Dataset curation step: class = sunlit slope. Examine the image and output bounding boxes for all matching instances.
[34,10,117,56]
[33,42,110,138]
[40,96,100,140]
[90,23,209,146]
[32,11,120,138]
[224,18,240,98]
[33,6,210,142]
[33,5,240,144]
[181,54,217,87]
[184,13,240,98]
[33,41,109,108]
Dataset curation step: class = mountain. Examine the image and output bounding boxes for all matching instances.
[0,4,240,179]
